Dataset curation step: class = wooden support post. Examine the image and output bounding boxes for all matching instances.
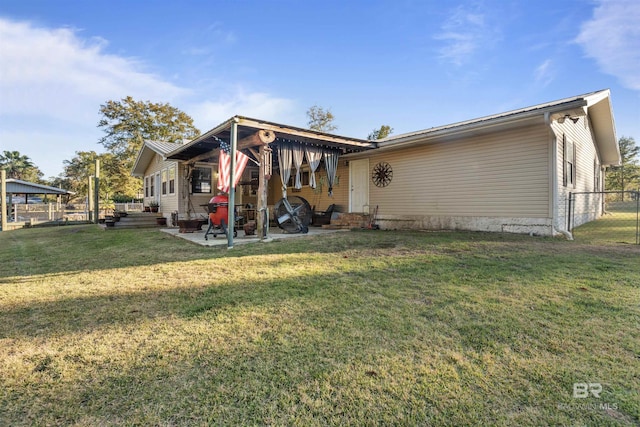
[87,175,93,222]
[227,119,238,249]
[257,145,272,240]
[94,159,100,224]
[1,170,7,232]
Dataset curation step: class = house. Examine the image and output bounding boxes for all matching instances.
[132,89,619,238]
[345,89,619,236]
[132,140,197,222]
[132,122,375,226]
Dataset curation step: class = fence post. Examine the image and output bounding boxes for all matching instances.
[636,190,639,245]
[1,170,6,232]
[94,159,100,224]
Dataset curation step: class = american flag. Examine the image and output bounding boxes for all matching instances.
[217,140,249,193]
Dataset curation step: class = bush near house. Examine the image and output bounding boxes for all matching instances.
[0,227,638,426]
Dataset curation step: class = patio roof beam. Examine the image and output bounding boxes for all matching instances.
[237,129,276,151]
[186,150,217,164]
[236,118,374,148]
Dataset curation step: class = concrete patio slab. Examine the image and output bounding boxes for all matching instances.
[160,226,346,247]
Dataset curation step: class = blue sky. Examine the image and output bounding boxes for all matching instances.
[1,0,638,179]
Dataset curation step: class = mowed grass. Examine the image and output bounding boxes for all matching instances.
[573,201,639,245]
[0,226,638,426]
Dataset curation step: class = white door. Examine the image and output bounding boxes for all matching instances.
[349,159,369,213]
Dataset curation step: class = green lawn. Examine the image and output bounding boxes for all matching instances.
[1,226,638,426]
[572,201,639,245]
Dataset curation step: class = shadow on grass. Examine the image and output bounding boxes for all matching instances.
[0,223,559,280]
[2,245,639,426]
[2,238,637,342]
[3,224,639,426]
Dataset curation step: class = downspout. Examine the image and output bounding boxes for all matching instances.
[545,111,573,240]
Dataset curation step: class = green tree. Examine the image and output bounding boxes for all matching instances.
[307,105,337,132]
[97,96,200,197]
[63,151,135,202]
[63,151,103,202]
[0,150,44,182]
[606,136,640,198]
[367,125,393,140]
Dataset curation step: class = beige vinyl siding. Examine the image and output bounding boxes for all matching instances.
[160,164,180,214]
[145,154,179,214]
[552,116,602,230]
[367,125,550,218]
[270,162,349,212]
[142,155,181,216]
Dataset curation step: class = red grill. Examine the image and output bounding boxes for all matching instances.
[204,194,238,240]
[208,194,229,227]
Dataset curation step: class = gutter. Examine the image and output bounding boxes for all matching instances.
[376,99,589,152]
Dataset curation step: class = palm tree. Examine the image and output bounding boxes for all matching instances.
[0,151,35,179]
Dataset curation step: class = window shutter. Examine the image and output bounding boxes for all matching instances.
[562,135,567,187]
[572,141,577,188]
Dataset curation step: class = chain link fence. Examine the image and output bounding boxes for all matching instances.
[568,191,640,245]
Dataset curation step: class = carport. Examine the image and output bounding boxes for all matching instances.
[1,173,74,230]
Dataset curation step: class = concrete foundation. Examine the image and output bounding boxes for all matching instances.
[374,214,554,236]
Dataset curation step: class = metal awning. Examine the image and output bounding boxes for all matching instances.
[4,179,74,196]
[166,115,376,162]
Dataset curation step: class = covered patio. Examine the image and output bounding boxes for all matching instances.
[165,116,375,248]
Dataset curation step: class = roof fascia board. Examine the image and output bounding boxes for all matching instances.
[131,145,151,176]
[165,117,236,159]
[376,100,587,152]
[587,94,620,165]
[236,116,375,148]
[6,179,73,195]
[166,116,374,160]
[380,99,589,149]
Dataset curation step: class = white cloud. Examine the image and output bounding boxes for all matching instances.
[576,0,640,91]
[0,18,296,177]
[188,88,299,129]
[534,59,554,87]
[0,18,188,123]
[434,5,499,66]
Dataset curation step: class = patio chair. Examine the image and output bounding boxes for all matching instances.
[312,204,336,226]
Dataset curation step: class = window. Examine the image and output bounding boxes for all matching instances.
[145,176,149,197]
[594,159,601,192]
[169,166,176,194]
[287,169,310,187]
[563,135,576,188]
[191,167,212,193]
[150,175,155,197]
[161,169,168,195]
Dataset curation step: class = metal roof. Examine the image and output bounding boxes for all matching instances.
[375,89,620,166]
[4,179,74,195]
[165,116,376,162]
[131,140,185,176]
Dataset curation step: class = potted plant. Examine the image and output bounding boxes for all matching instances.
[177,216,202,233]
[148,201,160,213]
